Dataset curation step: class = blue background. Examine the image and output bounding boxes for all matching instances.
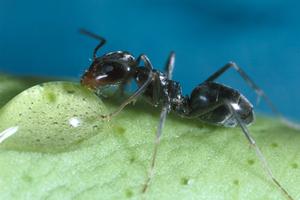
[1,0,300,120]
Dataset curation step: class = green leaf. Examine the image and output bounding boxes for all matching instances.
[0,81,299,200]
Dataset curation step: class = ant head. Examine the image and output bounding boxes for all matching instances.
[81,51,136,89]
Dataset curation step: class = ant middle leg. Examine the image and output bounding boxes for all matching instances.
[79,29,106,60]
[142,52,175,193]
[204,62,280,116]
[101,54,154,120]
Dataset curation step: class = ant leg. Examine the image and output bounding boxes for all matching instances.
[101,55,154,119]
[136,54,159,102]
[142,104,169,193]
[136,54,154,70]
[205,62,279,115]
[226,101,294,200]
[101,72,153,119]
[164,51,176,79]
[79,29,106,60]
[142,53,175,193]
[204,62,300,129]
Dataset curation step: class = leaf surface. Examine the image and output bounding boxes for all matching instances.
[0,81,299,200]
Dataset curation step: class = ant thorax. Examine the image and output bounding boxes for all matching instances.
[167,81,190,116]
[135,69,188,114]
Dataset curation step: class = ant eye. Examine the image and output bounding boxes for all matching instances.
[101,65,114,73]
[96,62,126,81]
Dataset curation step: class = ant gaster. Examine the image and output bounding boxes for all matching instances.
[80,29,294,200]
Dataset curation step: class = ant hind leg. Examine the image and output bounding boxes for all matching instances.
[205,62,300,129]
[205,62,278,114]
[226,101,294,200]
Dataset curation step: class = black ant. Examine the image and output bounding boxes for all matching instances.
[80,29,295,200]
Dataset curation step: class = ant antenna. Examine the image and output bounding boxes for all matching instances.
[79,28,106,60]
[227,101,294,200]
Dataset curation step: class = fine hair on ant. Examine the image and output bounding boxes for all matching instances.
[80,29,295,200]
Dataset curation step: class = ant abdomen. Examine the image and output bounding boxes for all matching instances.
[188,82,254,127]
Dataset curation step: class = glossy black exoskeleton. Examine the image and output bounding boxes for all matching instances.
[80,31,254,127]
[80,29,294,200]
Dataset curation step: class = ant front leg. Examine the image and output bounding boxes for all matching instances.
[164,51,175,79]
[101,54,154,120]
[79,29,106,60]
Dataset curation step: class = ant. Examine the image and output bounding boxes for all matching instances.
[79,29,295,200]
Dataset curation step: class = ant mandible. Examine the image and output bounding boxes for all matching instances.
[79,29,294,200]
